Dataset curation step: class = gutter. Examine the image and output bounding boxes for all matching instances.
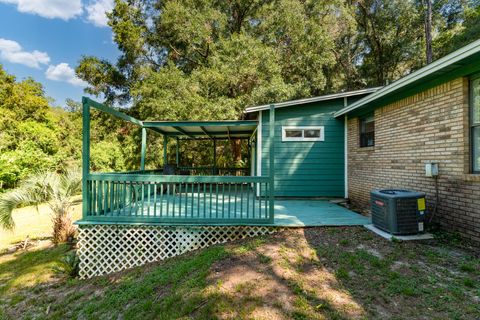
[245,87,381,113]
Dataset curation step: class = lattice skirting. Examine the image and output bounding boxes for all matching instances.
[77,224,276,279]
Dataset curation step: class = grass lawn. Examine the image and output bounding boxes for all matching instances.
[0,199,82,252]
[0,227,479,319]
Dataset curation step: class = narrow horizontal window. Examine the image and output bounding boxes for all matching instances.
[282,126,324,142]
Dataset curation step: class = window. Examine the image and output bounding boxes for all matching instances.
[282,126,324,142]
[471,75,480,173]
[359,115,375,147]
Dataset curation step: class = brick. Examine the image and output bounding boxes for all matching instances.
[347,77,480,246]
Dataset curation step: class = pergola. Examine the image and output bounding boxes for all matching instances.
[80,97,276,225]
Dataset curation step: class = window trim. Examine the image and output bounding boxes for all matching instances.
[470,73,480,174]
[281,126,325,142]
[359,114,375,148]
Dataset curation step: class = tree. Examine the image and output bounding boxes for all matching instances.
[355,0,424,86]
[0,170,81,244]
[433,1,480,58]
[77,0,351,110]
[424,0,433,64]
[0,65,82,190]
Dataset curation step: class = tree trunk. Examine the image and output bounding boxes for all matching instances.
[52,212,77,245]
[424,0,433,64]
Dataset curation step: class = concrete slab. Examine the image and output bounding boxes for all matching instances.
[273,200,371,227]
[364,224,434,241]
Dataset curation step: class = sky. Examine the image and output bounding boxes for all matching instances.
[0,0,120,107]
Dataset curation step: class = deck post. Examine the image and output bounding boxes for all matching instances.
[163,135,168,165]
[176,138,179,166]
[140,127,147,170]
[213,139,217,175]
[81,97,91,219]
[269,105,275,222]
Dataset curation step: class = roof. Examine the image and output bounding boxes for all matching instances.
[335,38,480,118]
[244,87,382,113]
[142,120,257,139]
[82,98,257,139]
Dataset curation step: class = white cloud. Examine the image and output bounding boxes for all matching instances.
[0,0,82,20]
[85,0,114,27]
[0,38,50,68]
[45,63,87,87]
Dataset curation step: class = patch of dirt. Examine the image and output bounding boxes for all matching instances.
[1,238,52,256]
[205,227,479,319]
[207,229,367,319]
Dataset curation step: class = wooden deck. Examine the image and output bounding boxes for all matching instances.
[78,187,370,227]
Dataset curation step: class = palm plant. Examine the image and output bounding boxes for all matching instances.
[0,169,82,244]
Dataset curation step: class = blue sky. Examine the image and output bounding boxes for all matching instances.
[0,0,120,107]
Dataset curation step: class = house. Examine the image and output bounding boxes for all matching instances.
[77,96,373,278]
[76,39,480,278]
[335,39,480,245]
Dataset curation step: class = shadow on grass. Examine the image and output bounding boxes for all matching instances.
[2,228,479,320]
[302,227,480,319]
[0,244,69,295]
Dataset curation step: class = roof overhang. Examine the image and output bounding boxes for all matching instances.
[244,87,382,113]
[142,120,257,139]
[334,38,480,118]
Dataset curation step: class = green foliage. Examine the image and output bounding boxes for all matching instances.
[434,4,480,58]
[0,65,134,192]
[90,140,127,172]
[77,0,350,111]
[356,0,425,86]
[77,0,480,107]
[0,65,82,191]
[52,251,80,278]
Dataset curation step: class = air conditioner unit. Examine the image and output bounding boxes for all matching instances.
[371,189,426,235]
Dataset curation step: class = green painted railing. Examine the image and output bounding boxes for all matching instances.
[118,169,164,175]
[176,166,249,176]
[84,173,272,224]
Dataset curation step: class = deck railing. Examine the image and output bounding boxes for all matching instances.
[118,169,164,175]
[176,166,249,176]
[84,173,272,224]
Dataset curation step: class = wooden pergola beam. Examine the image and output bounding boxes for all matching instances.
[199,126,213,139]
[172,126,193,137]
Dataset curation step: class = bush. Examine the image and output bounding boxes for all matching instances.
[53,251,80,278]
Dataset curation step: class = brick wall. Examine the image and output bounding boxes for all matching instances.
[347,77,480,245]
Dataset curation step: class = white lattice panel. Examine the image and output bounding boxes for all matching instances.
[77,225,276,279]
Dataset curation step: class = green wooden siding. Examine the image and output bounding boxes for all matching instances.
[261,98,355,197]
